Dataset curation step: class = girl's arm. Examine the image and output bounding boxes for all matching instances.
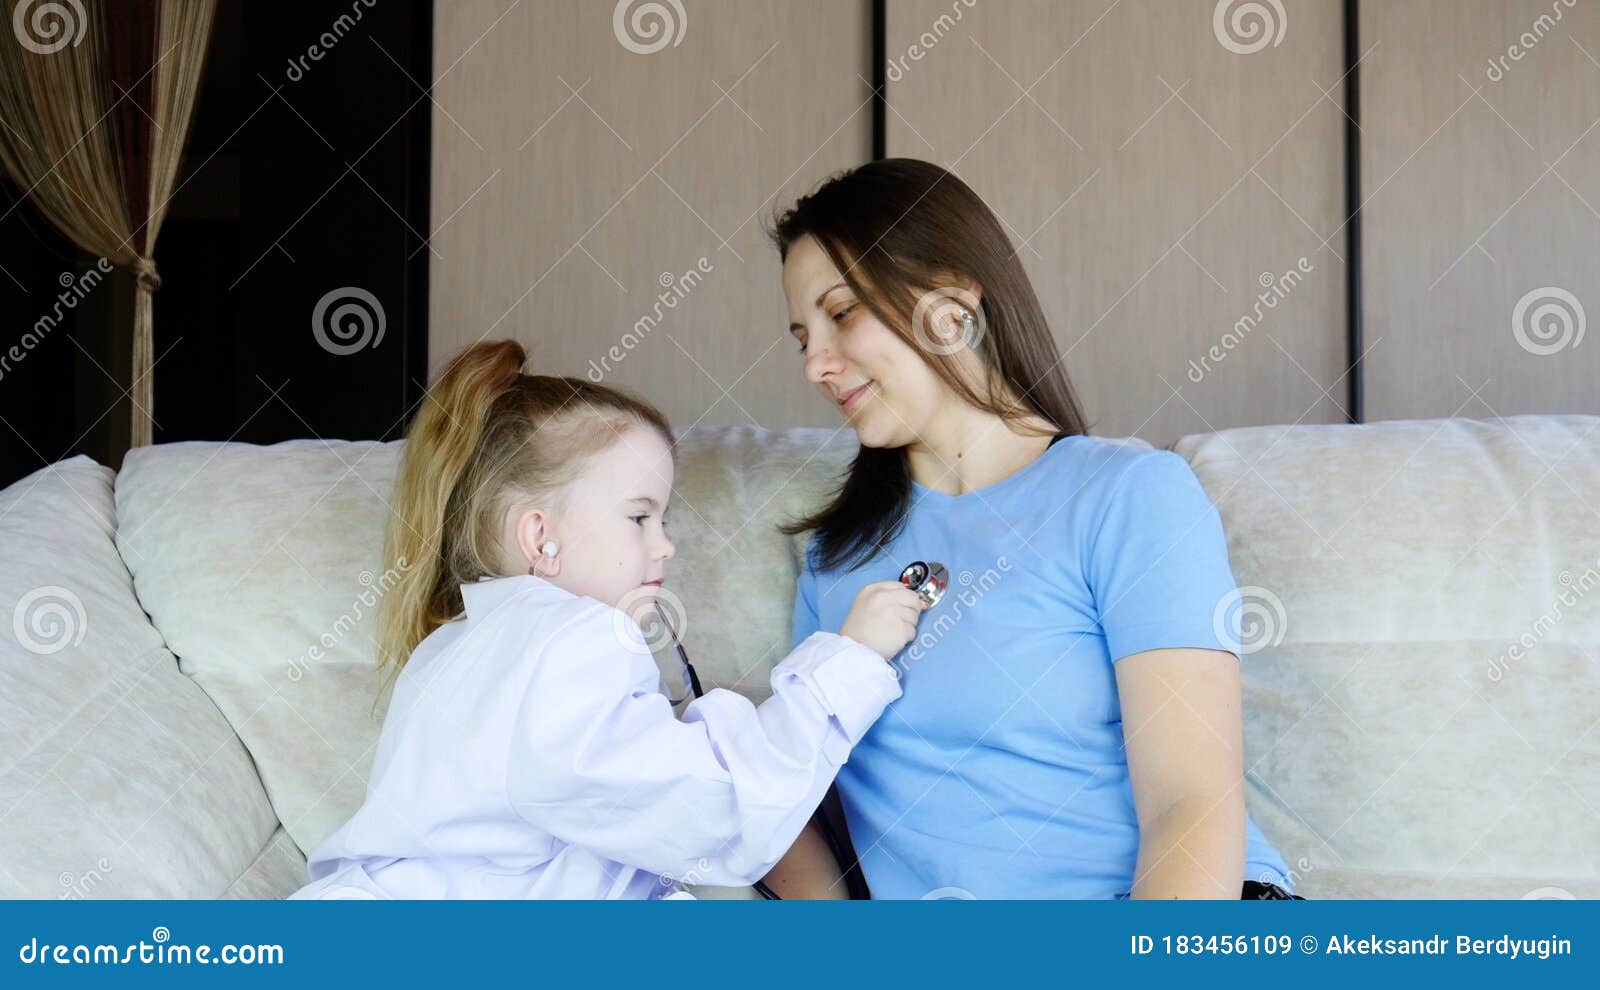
[1115,646,1247,899]
[506,601,900,888]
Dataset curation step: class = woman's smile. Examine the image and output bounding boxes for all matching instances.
[838,380,875,415]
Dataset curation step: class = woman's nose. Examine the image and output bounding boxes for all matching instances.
[803,342,844,385]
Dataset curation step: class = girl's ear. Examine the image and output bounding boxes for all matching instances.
[513,507,560,577]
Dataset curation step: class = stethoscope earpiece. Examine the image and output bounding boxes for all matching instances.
[899,560,949,608]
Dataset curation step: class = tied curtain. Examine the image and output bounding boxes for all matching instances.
[0,0,217,447]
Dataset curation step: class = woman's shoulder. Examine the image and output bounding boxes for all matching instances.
[794,438,1205,576]
[1046,434,1196,501]
[1035,437,1220,566]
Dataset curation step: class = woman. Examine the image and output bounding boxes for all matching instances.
[760,158,1296,900]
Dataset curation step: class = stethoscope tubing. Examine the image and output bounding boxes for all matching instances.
[653,601,780,900]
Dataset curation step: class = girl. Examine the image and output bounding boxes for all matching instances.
[763,158,1300,900]
[292,340,928,900]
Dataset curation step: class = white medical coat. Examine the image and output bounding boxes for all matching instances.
[290,572,900,899]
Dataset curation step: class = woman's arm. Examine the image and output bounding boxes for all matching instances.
[1114,646,1247,899]
[759,818,849,899]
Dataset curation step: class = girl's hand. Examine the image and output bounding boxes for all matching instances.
[839,581,929,660]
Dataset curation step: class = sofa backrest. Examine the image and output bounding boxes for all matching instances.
[104,414,1600,898]
[1177,414,1600,898]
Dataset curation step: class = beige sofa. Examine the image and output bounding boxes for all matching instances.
[2,415,1596,899]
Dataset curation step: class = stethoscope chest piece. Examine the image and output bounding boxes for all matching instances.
[899,560,949,608]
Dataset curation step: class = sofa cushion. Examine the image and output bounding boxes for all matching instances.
[115,439,403,859]
[221,826,308,899]
[0,455,278,897]
[1175,414,1600,898]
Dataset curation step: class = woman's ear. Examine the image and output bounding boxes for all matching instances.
[953,274,981,308]
[513,507,560,577]
[926,273,985,344]
[929,270,982,308]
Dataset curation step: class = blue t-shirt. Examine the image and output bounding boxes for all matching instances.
[790,434,1292,899]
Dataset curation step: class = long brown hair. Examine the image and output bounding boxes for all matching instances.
[770,158,1090,572]
[377,340,674,688]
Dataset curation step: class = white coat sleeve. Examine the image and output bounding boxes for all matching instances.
[505,601,901,886]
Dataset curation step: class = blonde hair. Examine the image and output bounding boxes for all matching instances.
[376,339,675,689]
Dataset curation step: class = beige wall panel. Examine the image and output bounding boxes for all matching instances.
[888,0,1349,447]
[1361,0,1600,422]
[429,0,871,429]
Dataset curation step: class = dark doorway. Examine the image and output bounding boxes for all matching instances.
[0,0,433,487]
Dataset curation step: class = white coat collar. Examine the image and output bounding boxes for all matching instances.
[460,572,575,624]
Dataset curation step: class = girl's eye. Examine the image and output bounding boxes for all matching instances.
[795,339,807,355]
[831,303,856,322]
[631,515,648,526]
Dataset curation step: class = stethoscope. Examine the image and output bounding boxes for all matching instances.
[651,560,949,900]
[897,560,950,609]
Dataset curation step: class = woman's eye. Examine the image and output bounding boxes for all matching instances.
[631,515,648,526]
[831,303,856,322]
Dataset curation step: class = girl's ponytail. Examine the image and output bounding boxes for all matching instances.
[377,340,526,684]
